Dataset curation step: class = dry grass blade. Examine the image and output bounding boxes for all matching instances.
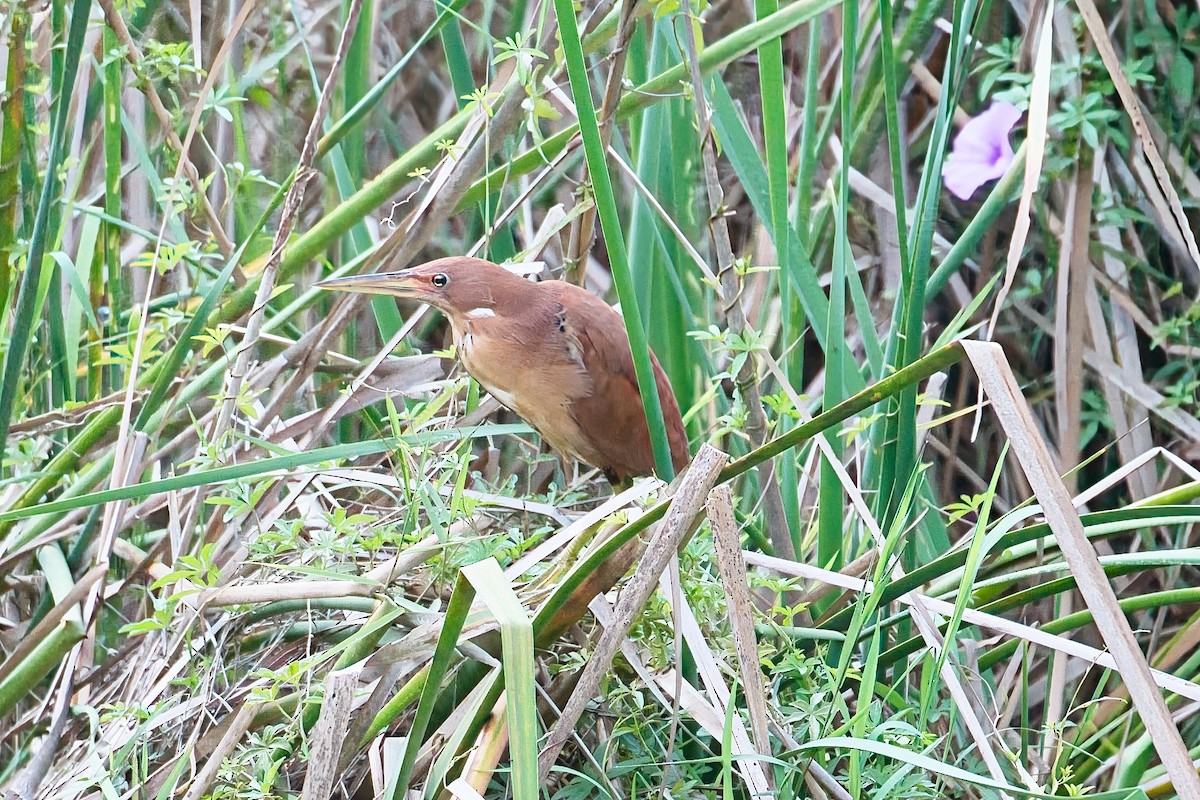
[1072,0,1200,276]
[1075,447,1199,509]
[743,551,1200,703]
[536,444,728,779]
[963,340,1200,795]
[986,6,1052,341]
[1043,145,1095,772]
[707,484,772,759]
[1053,156,1095,490]
[661,570,772,796]
[83,432,147,662]
[182,702,258,800]
[203,579,377,606]
[301,668,359,800]
[446,777,488,800]
[1085,187,1155,500]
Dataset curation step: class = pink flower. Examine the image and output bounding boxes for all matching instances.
[942,101,1022,200]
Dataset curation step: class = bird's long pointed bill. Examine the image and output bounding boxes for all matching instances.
[315,272,422,297]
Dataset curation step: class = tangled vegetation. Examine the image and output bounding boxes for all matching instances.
[1,0,1198,796]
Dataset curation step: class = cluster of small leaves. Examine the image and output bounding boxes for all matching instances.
[977,43,1134,154]
[120,542,221,635]
[969,5,1200,449]
[690,325,766,381]
[1133,6,1200,116]
[130,240,209,276]
[206,478,279,525]
[209,724,297,800]
[99,306,186,369]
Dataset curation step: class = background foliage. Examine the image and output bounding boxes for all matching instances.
[1,0,1199,795]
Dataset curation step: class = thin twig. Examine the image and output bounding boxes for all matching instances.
[678,10,796,561]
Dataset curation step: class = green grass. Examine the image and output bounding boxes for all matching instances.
[2,0,1200,797]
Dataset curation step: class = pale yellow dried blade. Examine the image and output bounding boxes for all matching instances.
[301,668,359,800]
[987,7,1053,340]
[1074,0,1200,274]
[963,339,1200,796]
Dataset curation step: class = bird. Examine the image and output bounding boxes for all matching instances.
[318,256,690,486]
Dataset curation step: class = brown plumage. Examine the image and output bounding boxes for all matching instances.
[319,257,690,485]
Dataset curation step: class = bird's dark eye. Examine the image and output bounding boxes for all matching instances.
[431,273,449,288]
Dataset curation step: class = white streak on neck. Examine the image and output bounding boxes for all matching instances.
[466,307,496,319]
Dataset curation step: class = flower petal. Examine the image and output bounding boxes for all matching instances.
[942,101,1022,200]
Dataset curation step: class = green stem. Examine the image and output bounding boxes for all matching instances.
[552,0,673,478]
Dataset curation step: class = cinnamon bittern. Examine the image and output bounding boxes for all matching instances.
[318,257,689,485]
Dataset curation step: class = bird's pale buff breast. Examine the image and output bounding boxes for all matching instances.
[451,300,600,468]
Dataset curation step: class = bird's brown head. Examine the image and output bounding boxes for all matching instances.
[316,256,530,323]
